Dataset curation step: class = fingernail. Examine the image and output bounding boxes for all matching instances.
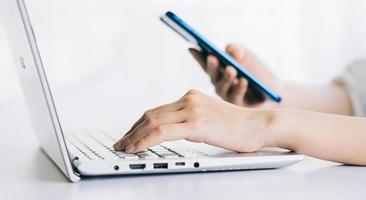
[126,144,135,153]
[113,143,119,150]
[207,59,213,68]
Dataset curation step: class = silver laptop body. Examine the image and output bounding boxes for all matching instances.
[1,0,303,182]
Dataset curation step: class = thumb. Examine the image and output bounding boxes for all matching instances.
[225,43,248,61]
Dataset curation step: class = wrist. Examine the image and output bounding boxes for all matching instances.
[241,108,281,149]
[260,109,297,150]
[259,109,279,148]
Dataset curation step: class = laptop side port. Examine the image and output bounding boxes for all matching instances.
[129,164,146,170]
[175,162,185,166]
[153,163,168,169]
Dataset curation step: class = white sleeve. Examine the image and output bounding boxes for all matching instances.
[334,60,366,117]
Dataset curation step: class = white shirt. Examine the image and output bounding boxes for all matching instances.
[337,60,366,116]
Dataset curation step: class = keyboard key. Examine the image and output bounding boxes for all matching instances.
[180,153,198,158]
[123,154,139,160]
[137,151,159,159]
[164,155,180,159]
[149,145,167,151]
[175,150,199,158]
[157,152,180,159]
[114,151,138,159]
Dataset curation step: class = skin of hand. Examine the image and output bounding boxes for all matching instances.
[190,43,353,115]
[113,89,275,154]
[113,89,366,165]
[189,43,282,108]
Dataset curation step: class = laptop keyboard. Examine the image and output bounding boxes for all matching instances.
[66,131,201,161]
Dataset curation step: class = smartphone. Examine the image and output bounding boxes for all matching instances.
[160,11,281,103]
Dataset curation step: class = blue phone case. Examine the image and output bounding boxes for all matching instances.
[161,11,281,103]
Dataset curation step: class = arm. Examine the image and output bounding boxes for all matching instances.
[270,109,366,165]
[113,90,366,166]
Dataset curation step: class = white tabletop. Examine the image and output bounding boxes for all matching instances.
[1,98,365,200]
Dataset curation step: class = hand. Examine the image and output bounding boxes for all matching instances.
[189,43,282,108]
[113,89,275,153]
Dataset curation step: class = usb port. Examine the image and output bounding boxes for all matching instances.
[153,163,168,169]
[175,162,185,166]
[129,164,146,170]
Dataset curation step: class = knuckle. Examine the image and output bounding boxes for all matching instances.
[144,111,156,126]
[182,94,197,106]
[145,118,156,127]
[143,110,152,119]
[154,126,166,138]
[226,43,237,51]
[186,89,199,95]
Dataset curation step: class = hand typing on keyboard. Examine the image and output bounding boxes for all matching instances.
[113,89,274,154]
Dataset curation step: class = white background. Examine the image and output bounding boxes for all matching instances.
[1,0,366,131]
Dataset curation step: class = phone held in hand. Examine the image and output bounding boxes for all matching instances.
[160,11,281,103]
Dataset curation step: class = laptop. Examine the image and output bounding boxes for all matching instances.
[1,0,303,182]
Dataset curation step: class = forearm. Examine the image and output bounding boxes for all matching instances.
[268,109,366,165]
[281,82,353,115]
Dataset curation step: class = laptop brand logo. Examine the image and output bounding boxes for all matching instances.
[19,57,26,69]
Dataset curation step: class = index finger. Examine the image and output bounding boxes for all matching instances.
[127,123,190,153]
[114,101,184,144]
[113,110,187,151]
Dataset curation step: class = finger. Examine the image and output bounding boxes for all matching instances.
[113,110,187,150]
[152,100,185,114]
[189,48,206,71]
[225,43,247,61]
[120,100,183,138]
[113,114,145,148]
[113,121,148,151]
[215,66,237,97]
[227,78,248,105]
[114,101,184,148]
[127,123,190,153]
[206,55,220,83]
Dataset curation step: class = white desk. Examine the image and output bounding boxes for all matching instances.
[1,99,365,200]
